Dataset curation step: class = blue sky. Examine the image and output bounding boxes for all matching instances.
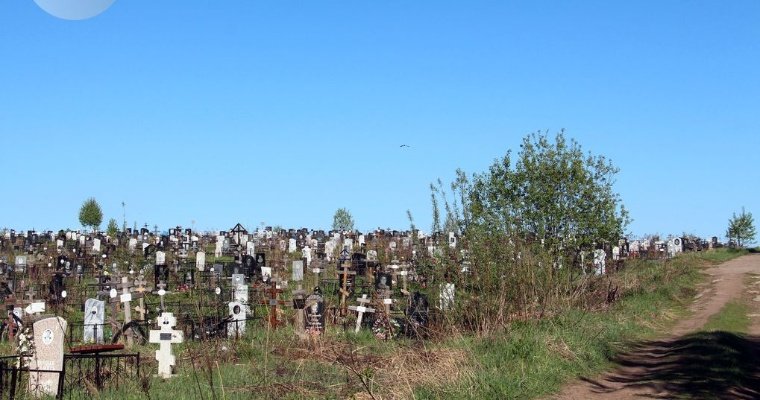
[1,1,758,240]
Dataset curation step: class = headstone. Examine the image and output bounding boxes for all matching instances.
[367,250,378,262]
[92,238,101,253]
[439,282,455,311]
[128,238,138,252]
[246,242,255,256]
[196,251,205,271]
[292,260,304,282]
[232,274,248,304]
[83,298,105,344]
[304,291,325,335]
[260,267,272,283]
[149,312,183,378]
[288,238,297,253]
[302,246,312,267]
[593,249,606,275]
[405,292,430,337]
[155,251,166,266]
[29,317,67,397]
[448,232,457,248]
[612,246,620,261]
[227,301,246,338]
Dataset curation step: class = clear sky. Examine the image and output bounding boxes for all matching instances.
[1,1,758,240]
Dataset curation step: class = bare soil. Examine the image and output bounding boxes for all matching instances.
[554,254,760,400]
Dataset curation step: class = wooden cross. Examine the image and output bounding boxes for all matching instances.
[261,282,286,329]
[4,297,20,340]
[347,295,375,333]
[117,276,135,346]
[148,312,184,378]
[391,264,410,296]
[337,264,356,311]
[132,275,148,322]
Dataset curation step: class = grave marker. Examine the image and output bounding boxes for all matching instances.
[348,295,375,333]
[149,312,183,378]
[29,316,67,397]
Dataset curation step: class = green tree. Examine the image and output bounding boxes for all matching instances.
[78,197,103,232]
[727,207,756,248]
[464,130,629,261]
[106,218,119,237]
[332,208,355,232]
[430,131,631,331]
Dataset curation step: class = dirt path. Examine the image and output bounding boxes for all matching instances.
[554,254,760,400]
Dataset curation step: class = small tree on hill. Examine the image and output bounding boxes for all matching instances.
[332,208,355,232]
[106,218,119,237]
[79,197,103,232]
[727,207,756,248]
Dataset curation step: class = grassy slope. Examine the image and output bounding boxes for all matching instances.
[417,249,748,400]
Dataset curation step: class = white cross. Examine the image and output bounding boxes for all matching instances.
[347,295,375,333]
[148,312,184,378]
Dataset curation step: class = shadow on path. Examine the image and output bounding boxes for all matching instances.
[582,331,760,399]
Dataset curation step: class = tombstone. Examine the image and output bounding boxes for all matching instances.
[288,238,297,253]
[304,290,325,335]
[29,316,67,397]
[593,249,606,275]
[375,272,392,291]
[15,255,27,273]
[448,232,457,249]
[612,246,620,261]
[214,240,223,258]
[154,265,169,289]
[227,301,246,338]
[256,253,267,268]
[439,282,455,311]
[92,238,101,253]
[260,267,272,283]
[156,251,166,266]
[149,312,183,379]
[292,260,304,282]
[231,274,248,304]
[367,250,378,262]
[302,246,312,267]
[83,298,105,343]
[344,239,354,252]
[246,241,255,256]
[405,292,430,338]
[196,251,206,271]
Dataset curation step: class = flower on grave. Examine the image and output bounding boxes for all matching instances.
[371,314,400,340]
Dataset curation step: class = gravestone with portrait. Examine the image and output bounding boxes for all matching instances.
[304,288,325,335]
[83,298,105,343]
[227,301,246,338]
[28,316,67,397]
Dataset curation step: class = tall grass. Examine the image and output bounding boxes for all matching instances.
[416,250,737,399]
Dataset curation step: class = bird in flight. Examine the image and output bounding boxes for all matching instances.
[400,144,410,148]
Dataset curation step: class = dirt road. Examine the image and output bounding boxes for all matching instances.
[555,254,760,400]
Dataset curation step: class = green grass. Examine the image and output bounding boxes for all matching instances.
[702,301,751,333]
[685,248,749,264]
[416,250,751,399]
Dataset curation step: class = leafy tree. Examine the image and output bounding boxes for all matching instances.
[106,218,119,237]
[430,131,631,331]
[727,207,756,248]
[78,197,103,232]
[332,208,355,232]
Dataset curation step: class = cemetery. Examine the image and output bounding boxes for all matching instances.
[0,220,734,399]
